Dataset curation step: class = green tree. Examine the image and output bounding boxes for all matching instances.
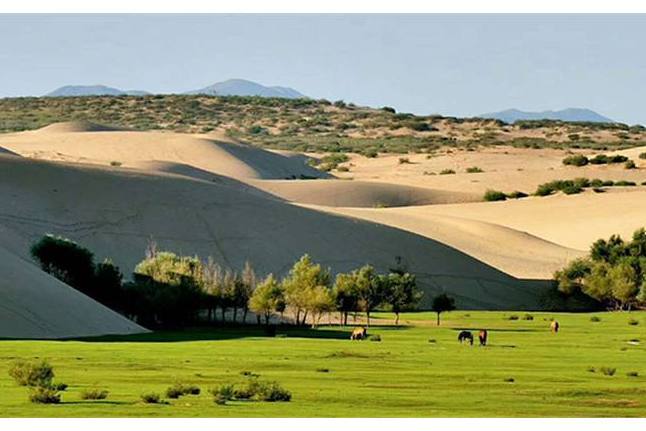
[354,265,385,327]
[282,254,331,325]
[240,261,257,323]
[30,235,95,295]
[332,272,360,326]
[249,274,285,325]
[382,272,422,325]
[93,259,124,311]
[431,293,456,326]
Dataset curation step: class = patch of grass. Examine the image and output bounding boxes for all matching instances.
[439,169,456,175]
[599,367,617,376]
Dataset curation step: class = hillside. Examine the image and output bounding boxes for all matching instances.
[1,95,645,155]
[187,78,305,98]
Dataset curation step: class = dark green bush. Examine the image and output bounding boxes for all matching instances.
[29,386,61,404]
[639,152,646,160]
[599,367,616,376]
[484,190,507,201]
[166,383,200,399]
[615,180,636,186]
[625,160,636,169]
[439,169,456,175]
[466,166,484,173]
[590,316,601,322]
[562,154,588,166]
[140,392,163,404]
[507,191,528,199]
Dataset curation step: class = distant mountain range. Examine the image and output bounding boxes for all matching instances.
[479,108,614,124]
[45,79,306,99]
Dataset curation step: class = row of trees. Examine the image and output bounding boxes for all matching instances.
[555,228,646,310]
[30,236,426,328]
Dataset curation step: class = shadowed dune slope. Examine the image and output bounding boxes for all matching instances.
[306,205,584,279]
[250,179,481,207]
[0,155,551,312]
[0,125,328,180]
[0,227,146,339]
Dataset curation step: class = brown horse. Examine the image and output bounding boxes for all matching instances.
[478,329,488,346]
[350,327,367,340]
[550,320,559,333]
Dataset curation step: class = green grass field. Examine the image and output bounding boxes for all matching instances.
[0,311,644,417]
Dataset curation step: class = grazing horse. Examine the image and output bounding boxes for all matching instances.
[550,320,559,333]
[350,327,367,340]
[458,330,473,345]
[478,329,488,346]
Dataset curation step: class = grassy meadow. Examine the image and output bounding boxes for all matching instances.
[0,310,644,417]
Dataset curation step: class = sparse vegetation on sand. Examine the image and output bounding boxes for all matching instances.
[2,95,645,154]
[1,310,644,416]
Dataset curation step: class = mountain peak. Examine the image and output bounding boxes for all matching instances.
[186,79,306,99]
[479,107,614,124]
[45,85,149,97]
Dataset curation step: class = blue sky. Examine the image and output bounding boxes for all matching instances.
[1,14,645,124]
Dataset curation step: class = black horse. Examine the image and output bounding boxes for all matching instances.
[457,330,474,345]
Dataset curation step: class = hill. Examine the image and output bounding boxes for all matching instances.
[187,79,305,98]
[45,85,149,97]
[480,108,614,124]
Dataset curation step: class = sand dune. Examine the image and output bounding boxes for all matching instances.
[251,179,481,207]
[0,155,551,314]
[0,124,327,180]
[307,205,583,279]
[409,190,646,251]
[35,120,126,133]
[0,227,145,339]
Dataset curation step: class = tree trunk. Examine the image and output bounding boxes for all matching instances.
[243,308,248,324]
[436,312,440,326]
[256,314,261,325]
[395,312,400,325]
[221,308,226,322]
[295,310,301,326]
[366,311,371,327]
[233,308,238,323]
[344,312,348,326]
[301,311,308,326]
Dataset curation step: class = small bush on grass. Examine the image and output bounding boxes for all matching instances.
[599,367,616,376]
[627,371,639,378]
[439,169,455,175]
[210,384,235,405]
[80,388,109,400]
[628,318,639,326]
[484,190,507,201]
[587,366,596,373]
[140,392,163,404]
[9,360,54,387]
[316,368,330,373]
[29,386,61,404]
[507,315,519,320]
[590,316,601,322]
[466,166,484,173]
[51,382,68,391]
[166,382,200,398]
[368,334,382,342]
[503,377,515,383]
[523,314,534,320]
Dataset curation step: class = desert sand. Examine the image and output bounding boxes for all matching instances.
[1,122,645,338]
